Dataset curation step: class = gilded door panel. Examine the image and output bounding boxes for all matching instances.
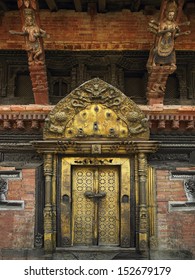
[72,167,95,245]
[98,166,119,246]
[120,159,131,247]
[72,165,119,246]
[60,162,72,246]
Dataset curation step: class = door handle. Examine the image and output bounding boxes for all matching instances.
[84,191,106,199]
[94,192,106,198]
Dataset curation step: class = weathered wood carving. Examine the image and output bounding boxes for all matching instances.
[147,0,191,105]
[10,1,46,66]
[8,0,49,104]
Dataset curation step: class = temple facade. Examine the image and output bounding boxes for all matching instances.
[0,0,195,260]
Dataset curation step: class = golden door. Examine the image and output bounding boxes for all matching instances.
[72,166,119,246]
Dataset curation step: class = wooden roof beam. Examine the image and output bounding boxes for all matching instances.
[45,0,58,12]
[0,1,8,24]
[74,0,82,12]
[130,0,141,12]
[0,1,8,11]
[98,0,106,13]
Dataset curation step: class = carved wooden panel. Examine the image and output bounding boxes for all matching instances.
[0,50,194,105]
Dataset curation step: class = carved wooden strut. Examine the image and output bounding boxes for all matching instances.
[9,0,49,104]
[146,0,190,105]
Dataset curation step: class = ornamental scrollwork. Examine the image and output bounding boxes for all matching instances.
[44,78,149,140]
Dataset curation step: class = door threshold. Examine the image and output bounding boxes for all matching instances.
[56,246,136,252]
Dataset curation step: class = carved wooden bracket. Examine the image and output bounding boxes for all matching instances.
[146,0,191,105]
[8,1,49,104]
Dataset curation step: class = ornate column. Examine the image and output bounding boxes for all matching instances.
[43,153,54,253]
[52,155,57,249]
[138,152,149,251]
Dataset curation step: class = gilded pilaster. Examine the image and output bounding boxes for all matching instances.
[44,153,54,253]
[138,153,149,251]
[147,167,158,250]
[52,154,57,249]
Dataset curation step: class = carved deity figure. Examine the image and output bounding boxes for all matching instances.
[0,177,7,201]
[148,0,190,67]
[23,12,46,64]
[9,9,46,65]
[18,0,37,10]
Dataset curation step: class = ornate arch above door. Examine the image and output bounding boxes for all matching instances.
[33,78,159,258]
[44,78,149,141]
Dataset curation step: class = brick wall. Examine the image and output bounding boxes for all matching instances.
[0,168,36,249]
[156,169,195,258]
[0,10,194,51]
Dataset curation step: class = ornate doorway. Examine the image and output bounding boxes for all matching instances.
[33,78,159,256]
[72,165,119,246]
[59,157,132,249]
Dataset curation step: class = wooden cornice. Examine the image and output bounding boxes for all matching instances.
[0,105,195,133]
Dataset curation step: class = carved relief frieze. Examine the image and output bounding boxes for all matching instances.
[74,158,113,165]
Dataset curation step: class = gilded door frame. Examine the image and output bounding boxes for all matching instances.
[59,157,131,248]
[33,140,159,254]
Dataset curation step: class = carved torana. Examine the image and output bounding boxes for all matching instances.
[44,78,149,140]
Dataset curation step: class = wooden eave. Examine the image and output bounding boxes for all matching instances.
[0,105,195,134]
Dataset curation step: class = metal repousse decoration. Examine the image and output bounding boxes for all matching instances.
[44,78,149,140]
[72,166,119,246]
